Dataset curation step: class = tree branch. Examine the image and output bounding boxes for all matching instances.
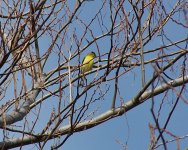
[1,75,188,149]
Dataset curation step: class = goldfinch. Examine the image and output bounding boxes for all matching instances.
[80,51,96,85]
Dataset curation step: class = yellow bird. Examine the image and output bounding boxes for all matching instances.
[80,51,96,85]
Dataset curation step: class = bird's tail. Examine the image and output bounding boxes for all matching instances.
[80,76,86,87]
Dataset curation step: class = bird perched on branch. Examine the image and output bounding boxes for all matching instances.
[80,51,96,86]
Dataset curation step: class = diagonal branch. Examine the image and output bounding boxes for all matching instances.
[1,74,188,149]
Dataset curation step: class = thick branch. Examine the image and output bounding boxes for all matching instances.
[0,79,45,127]
[1,75,188,149]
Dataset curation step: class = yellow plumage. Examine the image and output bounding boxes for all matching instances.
[81,52,96,73]
[80,52,96,85]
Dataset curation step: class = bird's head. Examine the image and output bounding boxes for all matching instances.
[90,51,96,58]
